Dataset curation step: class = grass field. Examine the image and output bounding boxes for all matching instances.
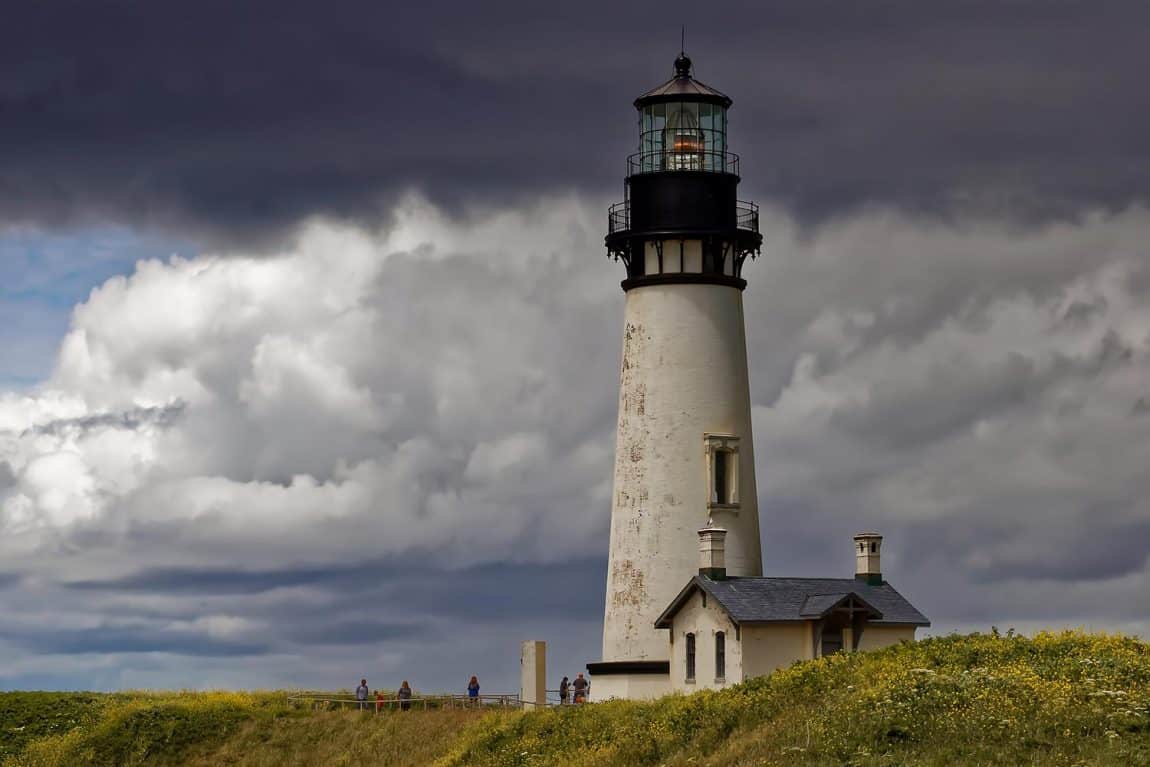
[3,631,1149,766]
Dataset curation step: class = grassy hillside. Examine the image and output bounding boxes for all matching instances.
[3,631,1149,766]
[2,692,290,767]
[1,692,492,767]
[441,631,1150,767]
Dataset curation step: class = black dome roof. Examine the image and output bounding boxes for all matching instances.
[634,54,732,109]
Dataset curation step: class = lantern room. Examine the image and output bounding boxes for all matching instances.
[606,53,761,291]
[636,54,732,173]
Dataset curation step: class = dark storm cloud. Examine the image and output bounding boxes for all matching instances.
[3,1,1149,241]
[28,558,606,683]
[0,460,15,491]
[17,403,187,437]
[62,565,347,595]
[64,559,607,622]
[282,619,427,646]
[1,623,269,657]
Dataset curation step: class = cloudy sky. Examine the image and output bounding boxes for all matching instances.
[2,0,1150,693]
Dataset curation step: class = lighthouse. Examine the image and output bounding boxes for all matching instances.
[588,52,764,701]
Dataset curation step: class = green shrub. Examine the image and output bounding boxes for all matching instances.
[0,693,104,762]
[2,692,289,767]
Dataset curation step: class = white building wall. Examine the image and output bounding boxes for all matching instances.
[741,623,813,678]
[856,625,917,652]
[602,283,762,664]
[667,589,742,693]
[590,672,671,702]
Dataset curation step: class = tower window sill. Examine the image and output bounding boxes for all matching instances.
[706,502,740,513]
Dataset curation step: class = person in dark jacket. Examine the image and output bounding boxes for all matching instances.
[398,680,413,711]
[559,676,570,705]
[572,673,588,704]
[467,675,480,705]
[355,679,369,711]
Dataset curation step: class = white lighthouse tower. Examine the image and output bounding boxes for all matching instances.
[588,53,763,700]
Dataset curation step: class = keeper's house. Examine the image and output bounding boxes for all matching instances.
[651,529,930,693]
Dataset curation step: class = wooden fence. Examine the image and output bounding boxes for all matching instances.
[287,692,521,712]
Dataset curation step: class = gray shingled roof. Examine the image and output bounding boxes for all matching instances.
[799,592,880,618]
[655,576,930,628]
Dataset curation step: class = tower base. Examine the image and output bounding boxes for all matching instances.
[586,660,670,701]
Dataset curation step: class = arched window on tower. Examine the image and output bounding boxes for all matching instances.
[705,434,740,509]
[685,633,696,682]
[715,631,726,682]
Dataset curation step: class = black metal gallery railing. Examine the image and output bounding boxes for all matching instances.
[627,150,740,176]
[607,199,759,236]
[736,201,759,232]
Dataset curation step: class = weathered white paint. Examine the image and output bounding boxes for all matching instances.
[520,640,546,710]
[602,282,762,666]
[741,623,813,678]
[856,624,917,652]
[667,588,741,692]
[644,246,660,277]
[589,672,671,701]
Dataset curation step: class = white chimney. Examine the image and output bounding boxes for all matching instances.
[698,521,728,580]
[854,532,883,585]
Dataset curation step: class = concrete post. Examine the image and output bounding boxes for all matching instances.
[520,640,546,711]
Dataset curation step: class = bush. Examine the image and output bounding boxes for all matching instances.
[2,692,289,767]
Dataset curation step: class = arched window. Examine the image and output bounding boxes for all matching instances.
[715,631,726,681]
[704,434,740,509]
[685,633,696,682]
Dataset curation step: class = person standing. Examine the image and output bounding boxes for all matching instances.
[356,678,369,712]
[374,689,385,714]
[398,680,413,711]
[559,676,570,705]
[467,675,480,706]
[572,673,588,704]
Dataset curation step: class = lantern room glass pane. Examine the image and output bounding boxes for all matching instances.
[636,102,728,173]
[665,101,704,170]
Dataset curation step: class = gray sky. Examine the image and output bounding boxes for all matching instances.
[1,0,1149,692]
